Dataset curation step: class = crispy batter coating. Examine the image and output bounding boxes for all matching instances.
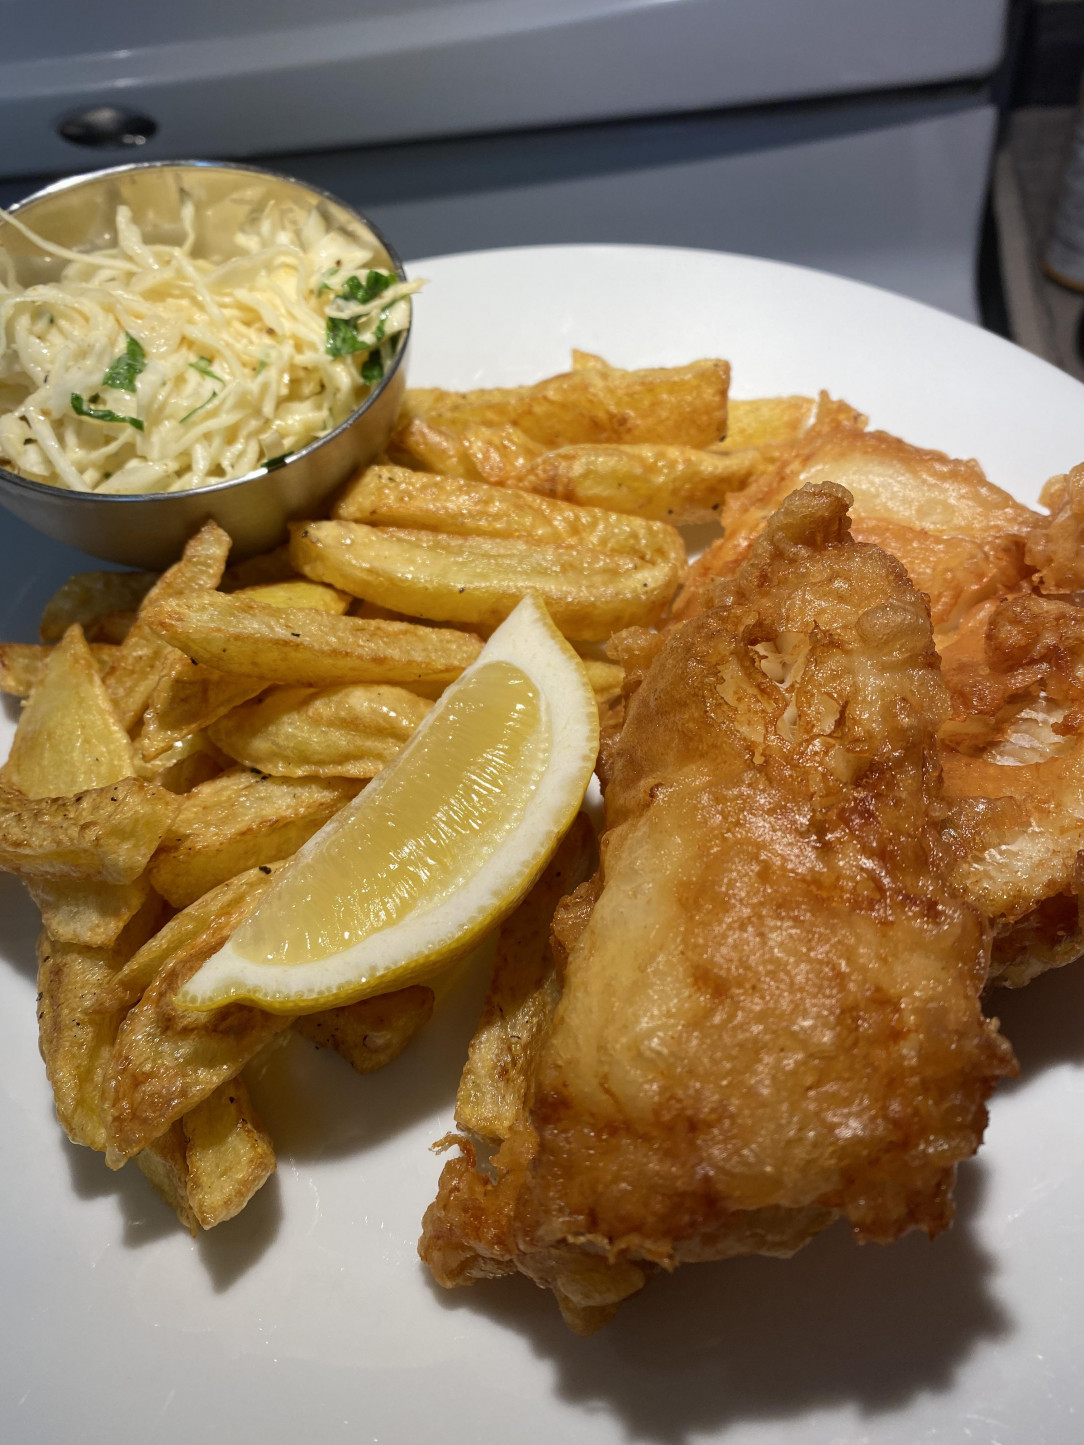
[421,483,1014,1331]
[1026,461,1084,591]
[939,591,1084,986]
[675,428,1039,633]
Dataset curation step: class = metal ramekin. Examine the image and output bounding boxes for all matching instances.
[0,160,409,569]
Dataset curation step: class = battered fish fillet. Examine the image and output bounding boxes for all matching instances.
[675,427,1040,634]
[940,589,1084,986]
[420,482,1014,1333]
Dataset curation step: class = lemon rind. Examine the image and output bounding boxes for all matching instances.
[175,594,599,1012]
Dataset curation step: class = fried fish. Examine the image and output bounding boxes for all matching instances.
[421,482,1014,1332]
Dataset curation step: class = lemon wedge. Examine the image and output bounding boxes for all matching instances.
[176,595,599,1013]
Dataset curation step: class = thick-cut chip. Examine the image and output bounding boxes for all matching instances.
[88,610,139,644]
[237,579,352,613]
[138,1123,198,1233]
[295,986,435,1073]
[139,656,266,763]
[221,544,297,592]
[138,578,353,761]
[102,926,291,1164]
[293,520,683,641]
[579,657,624,708]
[208,683,431,778]
[716,396,817,450]
[456,815,596,1143]
[143,590,483,690]
[37,933,127,1152]
[138,1078,276,1234]
[0,777,178,883]
[182,1076,276,1228]
[36,897,165,1151]
[103,521,231,730]
[28,875,153,949]
[39,570,158,645]
[0,641,116,697]
[139,732,226,794]
[402,359,729,448]
[2,626,134,799]
[105,863,283,1013]
[506,443,758,523]
[148,768,361,907]
[391,416,544,483]
[333,465,687,561]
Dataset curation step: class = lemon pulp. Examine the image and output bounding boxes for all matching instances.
[233,660,547,966]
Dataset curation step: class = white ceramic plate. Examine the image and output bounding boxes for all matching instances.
[4,245,1084,1445]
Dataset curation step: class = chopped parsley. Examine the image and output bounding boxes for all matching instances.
[101,333,146,393]
[324,270,396,360]
[325,316,368,358]
[264,453,289,471]
[361,353,384,385]
[189,357,224,384]
[71,393,143,430]
[180,391,217,424]
[339,270,395,306]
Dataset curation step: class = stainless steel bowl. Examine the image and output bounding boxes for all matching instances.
[0,160,409,569]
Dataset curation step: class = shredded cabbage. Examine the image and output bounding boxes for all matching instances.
[0,199,420,494]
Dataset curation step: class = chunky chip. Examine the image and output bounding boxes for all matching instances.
[391,416,544,483]
[579,657,624,708]
[39,569,158,645]
[36,897,166,1151]
[138,1122,198,1232]
[139,656,266,763]
[28,875,153,949]
[147,768,361,907]
[105,863,283,1013]
[0,777,178,884]
[208,683,431,778]
[238,579,352,613]
[138,577,354,761]
[506,443,758,523]
[143,590,483,690]
[0,641,116,697]
[102,926,292,1164]
[455,815,595,1142]
[295,986,435,1073]
[103,521,231,730]
[333,464,687,559]
[2,626,134,799]
[182,1076,276,1229]
[292,520,683,641]
[401,359,729,448]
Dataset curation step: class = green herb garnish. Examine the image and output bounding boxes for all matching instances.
[325,316,368,358]
[361,353,384,385]
[325,271,396,357]
[264,454,289,471]
[71,393,144,430]
[180,391,217,424]
[255,358,268,375]
[339,270,394,306]
[101,333,146,393]
[189,357,224,384]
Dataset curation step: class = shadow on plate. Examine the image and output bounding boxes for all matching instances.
[988,956,1084,1088]
[0,873,44,981]
[64,1124,284,1273]
[426,1161,1009,1443]
[247,939,495,1164]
